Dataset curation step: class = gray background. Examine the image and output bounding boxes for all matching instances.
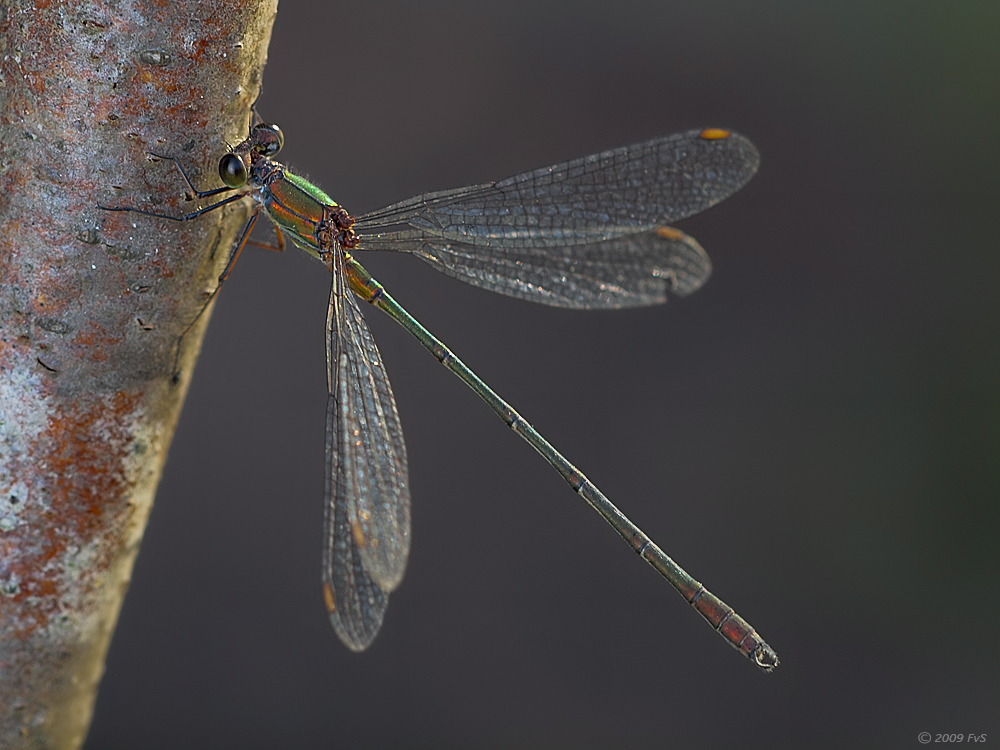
[85,2,999,748]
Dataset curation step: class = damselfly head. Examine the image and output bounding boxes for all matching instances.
[221,122,282,187]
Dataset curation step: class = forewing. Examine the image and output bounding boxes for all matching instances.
[323,256,411,651]
[360,226,711,308]
[354,129,758,248]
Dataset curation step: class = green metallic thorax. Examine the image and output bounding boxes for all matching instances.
[282,169,337,206]
[259,165,340,260]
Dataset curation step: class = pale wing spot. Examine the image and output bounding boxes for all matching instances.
[323,581,337,613]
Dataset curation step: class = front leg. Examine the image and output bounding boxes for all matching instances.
[98,153,247,220]
[147,152,234,199]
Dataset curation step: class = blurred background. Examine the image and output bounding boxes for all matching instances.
[84,2,999,748]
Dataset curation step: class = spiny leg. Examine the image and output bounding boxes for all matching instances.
[99,174,269,381]
[170,208,262,381]
[145,152,235,200]
[249,92,264,130]
[246,223,287,253]
[100,190,247,222]
[99,149,247,219]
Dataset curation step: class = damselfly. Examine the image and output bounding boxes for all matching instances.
[102,121,778,670]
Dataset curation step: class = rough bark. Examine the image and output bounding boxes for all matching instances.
[0,1,277,746]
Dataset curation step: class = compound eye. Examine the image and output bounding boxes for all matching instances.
[219,153,248,188]
[253,122,284,156]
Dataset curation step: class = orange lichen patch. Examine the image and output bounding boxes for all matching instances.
[3,388,143,638]
[699,128,731,140]
[656,226,684,240]
[322,582,337,613]
[71,323,124,363]
[351,521,368,549]
[148,256,177,279]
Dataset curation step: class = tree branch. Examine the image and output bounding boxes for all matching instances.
[0,1,277,746]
